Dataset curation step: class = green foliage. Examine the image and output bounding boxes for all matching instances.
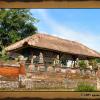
[79,60,87,70]
[75,82,96,92]
[89,59,98,70]
[96,58,100,63]
[61,59,66,65]
[0,49,9,61]
[0,9,38,51]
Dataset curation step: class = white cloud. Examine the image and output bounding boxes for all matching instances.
[31,9,100,52]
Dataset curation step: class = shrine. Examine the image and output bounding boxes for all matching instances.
[5,33,100,72]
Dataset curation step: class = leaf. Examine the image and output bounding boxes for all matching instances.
[0,9,38,51]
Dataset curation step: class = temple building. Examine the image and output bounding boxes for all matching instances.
[5,33,100,72]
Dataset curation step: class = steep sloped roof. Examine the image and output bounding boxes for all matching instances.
[5,33,100,58]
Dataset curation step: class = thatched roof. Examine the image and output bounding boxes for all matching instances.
[5,33,100,58]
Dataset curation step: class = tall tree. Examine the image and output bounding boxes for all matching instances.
[0,9,38,51]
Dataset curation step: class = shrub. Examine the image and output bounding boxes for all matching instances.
[75,82,96,92]
[0,49,9,61]
[79,61,87,70]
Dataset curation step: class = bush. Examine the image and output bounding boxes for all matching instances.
[75,82,96,92]
[79,61,87,70]
[0,49,9,61]
[0,53,9,61]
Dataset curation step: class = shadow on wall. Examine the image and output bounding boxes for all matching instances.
[0,0,98,2]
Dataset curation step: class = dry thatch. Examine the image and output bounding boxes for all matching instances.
[5,33,100,58]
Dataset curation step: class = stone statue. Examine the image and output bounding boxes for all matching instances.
[38,52,45,71]
[39,52,44,64]
[54,55,60,65]
[31,55,36,64]
[18,55,27,64]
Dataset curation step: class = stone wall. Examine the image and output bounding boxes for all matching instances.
[0,81,19,89]
[21,78,97,90]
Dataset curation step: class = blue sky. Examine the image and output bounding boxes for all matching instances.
[30,9,100,52]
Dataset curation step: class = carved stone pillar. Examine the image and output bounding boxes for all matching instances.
[28,55,37,72]
[96,69,100,90]
[97,78,100,90]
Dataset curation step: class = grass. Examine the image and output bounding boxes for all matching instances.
[75,82,97,92]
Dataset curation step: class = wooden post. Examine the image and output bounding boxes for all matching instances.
[76,58,79,68]
[66,60,68,67]
[73,57,76,68]
[73,60,76,68]
[31,55,34,64]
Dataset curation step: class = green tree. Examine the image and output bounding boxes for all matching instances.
[0,49,9,61]
[0,9,38,51]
